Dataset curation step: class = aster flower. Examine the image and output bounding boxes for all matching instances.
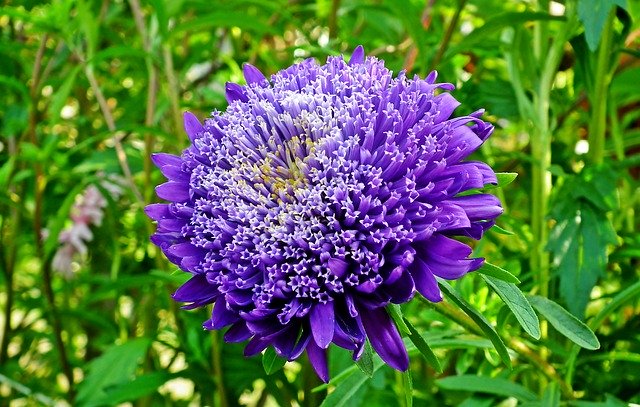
[146,46,502,382]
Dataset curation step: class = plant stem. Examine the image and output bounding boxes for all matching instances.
[84,64,145,205]
[588,11,615,165]
[211,331,229,407]
[424,298,573,398]
[328,0,340,39]
[27,34,77,400]
[428,0,467,72]
[530,3,577,326]
[162,45,183,143]
[128,0,158,204]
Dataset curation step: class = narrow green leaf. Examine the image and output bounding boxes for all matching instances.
[402,370,413,407]
[483,276,540,339]
[355,341,374,377]
[590,279,640,331]
[76,338,151,405]
[438,280,512,368]
[541,382,560,407]
[403,317,443,373]
[495,172,518,187]
[476,263,520,284]
[101,372,173,404]
[48,66,81,122]
[387,303,410,336]
[262,347,286,375]
[528,296,600,349]
[0,156,15,190]
[319,357,385,407]
[447,11,564,56]
[437,375,537,402]
[490,224,515,235]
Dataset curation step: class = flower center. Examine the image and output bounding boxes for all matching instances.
[259,135,317,202]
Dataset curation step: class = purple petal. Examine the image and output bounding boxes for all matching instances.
[243,63,267,85]
[306,340,329,383]
[183,111,203,142]
[359,306,409,371]
[328,258,348,278]
[435,93,460,123]
[451,194,503,221]
[166,242,205,257]
[173,273,217,304]
[144,203,170,220]
[410,258,443,302]
[289,331,311,360]
[151,153,181,168]
[310,301,335,349]
[349,45,365,65]
[225,82,248,103]
[273,326,299,357]
[383,269,415,303]
[156,181,190,202]
[244,336,270,357]
[224,322,252,342]
[209,298,238,329]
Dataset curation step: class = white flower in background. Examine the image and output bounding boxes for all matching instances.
[51,177,123,278]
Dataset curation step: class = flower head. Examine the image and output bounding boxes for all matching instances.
[147,46,502,381]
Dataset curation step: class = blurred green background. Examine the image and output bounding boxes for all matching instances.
[0,0,639,406]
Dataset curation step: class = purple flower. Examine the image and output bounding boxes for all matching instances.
[147,46,502,382]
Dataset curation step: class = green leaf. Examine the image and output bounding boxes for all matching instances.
[387,303,410,336]
[528,296,600,350]
[401,370,413,407]
[547,166,618,317]
[490,224,515,236]
[403,317,442,373]
[101,372,172,404]
[0,156,15,190]
[437,375,537,402]
[482,276,540,339]
[48,66,81,123]
[355,341,374,378]
[319,357,385,407]
[541,382,560,407]
[578,0,627,51]
[446,12,564,57]
[262,347,286,375]
[495,172,518,187]
[76,338,151,406]
[172,12,274,36]
[438,280,512,368]
[570,394,629,406]
[476,262,520,284]
[590,279,640,331]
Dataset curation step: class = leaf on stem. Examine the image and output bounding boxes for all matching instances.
[262,347,286,375]
[403,317,443,373]
[482,275,540,339]
[437,375,537,402]
[528,295,600,350]
[476,262,520,284]
[438,280,512,368]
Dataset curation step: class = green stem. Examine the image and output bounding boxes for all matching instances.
[588,11,615,165]
[211,331,229,407]
[429,0,468,72]
[424,299,573,398]
[162,45,183,145]
[531,6,578,303]
[328,0,340,39]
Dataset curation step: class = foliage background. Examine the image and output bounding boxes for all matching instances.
[1,0,639,405]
